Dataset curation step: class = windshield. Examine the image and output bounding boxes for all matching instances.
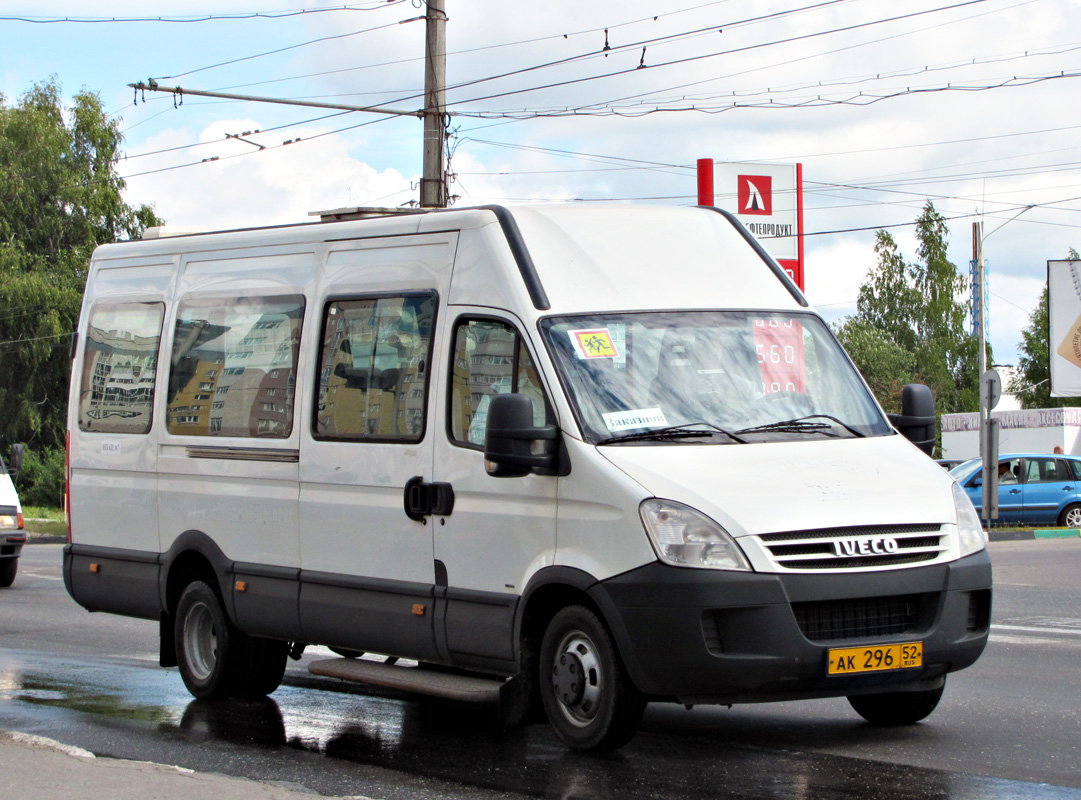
[539,311,892,444]
[949,458,982,483]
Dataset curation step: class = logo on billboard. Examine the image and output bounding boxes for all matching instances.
[738,174,772,216]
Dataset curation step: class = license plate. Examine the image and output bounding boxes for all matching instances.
[827,641,922,675]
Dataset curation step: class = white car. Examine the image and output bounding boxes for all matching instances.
[0,450,25,588]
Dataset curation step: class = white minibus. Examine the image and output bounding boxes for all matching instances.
[65,204,991,750]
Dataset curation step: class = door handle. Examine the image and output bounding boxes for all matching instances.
[403,476,455,522]
[1009,489,1021,494]
[1064,486,1074,491]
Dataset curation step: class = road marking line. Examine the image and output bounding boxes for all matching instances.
[991,623,1081,637]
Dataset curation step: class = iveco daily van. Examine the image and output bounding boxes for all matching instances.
[64,204,991,750]
[1,449,25,587]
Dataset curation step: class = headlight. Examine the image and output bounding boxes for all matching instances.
[0,514,18,530]
[640,499,751,571]
[952,481,987,557]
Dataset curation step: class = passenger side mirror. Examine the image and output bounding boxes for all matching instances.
[484,394,562,478]
[886,383,936,457]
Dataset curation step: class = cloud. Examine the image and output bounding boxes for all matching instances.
[123,117,411,229]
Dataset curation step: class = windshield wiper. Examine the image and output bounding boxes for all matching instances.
[599,422,746,445]
[736,414,865,438]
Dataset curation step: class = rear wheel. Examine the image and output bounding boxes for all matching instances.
[848,681,945,725]
[539,606,645,751]
[174,580,288,699]
[1059,503,1081,528]
[176,581,237,699]
[0,558,16,588]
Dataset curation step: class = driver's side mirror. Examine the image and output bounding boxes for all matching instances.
[484,394,565,478]
[886,383,935,457]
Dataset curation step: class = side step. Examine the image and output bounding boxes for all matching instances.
[308,657,504,703]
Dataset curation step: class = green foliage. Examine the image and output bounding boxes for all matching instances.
[836,202,981,416]
[832,319,915,414]
[0,79,161,453]
[1010,248,1081,409]
[12,446,66,507]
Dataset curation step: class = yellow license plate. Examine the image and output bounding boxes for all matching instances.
[827,642,922,675]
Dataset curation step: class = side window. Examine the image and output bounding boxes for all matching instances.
[450,318,549,447]
[78,302,165,434]
[1068,459,1081,481]
[998,457,1022,484]
[1028,457,1061,483]
[166,295,304,438]
[314,293,435,441]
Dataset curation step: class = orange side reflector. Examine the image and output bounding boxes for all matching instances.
[235,581,247,592]
[412,604,426,616]
[89,563,100,573]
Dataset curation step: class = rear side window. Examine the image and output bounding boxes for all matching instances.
[314,293,436,441]
[78,302,165,434]
[166,295,305,438]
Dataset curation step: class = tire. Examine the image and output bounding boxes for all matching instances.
[539,606,645,751]
[848,681,945,725]
[0,558,16,588]
[236,638,289,698]
[1059,503,1081,528]
[175,581,241,699]
[174,581,289,700]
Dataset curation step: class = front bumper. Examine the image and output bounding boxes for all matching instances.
[589,550,992,704]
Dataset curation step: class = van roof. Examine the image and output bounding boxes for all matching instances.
[89,204,807,317]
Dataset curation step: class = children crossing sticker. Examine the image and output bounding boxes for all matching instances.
[568,328,618,359]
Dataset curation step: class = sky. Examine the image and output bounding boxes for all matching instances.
[2,0,1080,369]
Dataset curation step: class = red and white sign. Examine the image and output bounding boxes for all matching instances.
[701,161,804,290]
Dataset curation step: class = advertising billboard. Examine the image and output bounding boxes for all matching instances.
[1048,259,1081,396]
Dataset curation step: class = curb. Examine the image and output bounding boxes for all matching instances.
[987,528,1081,542]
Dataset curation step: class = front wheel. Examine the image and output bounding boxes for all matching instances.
[0,558,17,588]
[1059,503,1081,528]
[539,606,645,751]
[848,681,945,725]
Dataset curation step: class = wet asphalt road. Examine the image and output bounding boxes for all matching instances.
[1,540,1079,799]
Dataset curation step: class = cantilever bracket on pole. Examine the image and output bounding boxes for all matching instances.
[128,82,425,119]
[225,133,265,151]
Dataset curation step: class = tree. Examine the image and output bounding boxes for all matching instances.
[0,79,161,457]
[835,202,981,416]
[832,319,916,414]
[1010,248,1081,408]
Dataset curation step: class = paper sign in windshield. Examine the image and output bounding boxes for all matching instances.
[569,328,618,359]
[603,408,668,432]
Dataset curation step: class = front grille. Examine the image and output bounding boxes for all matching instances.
[756,524,946,571]
[792,593,929,642]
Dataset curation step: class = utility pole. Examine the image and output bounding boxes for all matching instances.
[420,0,447,208]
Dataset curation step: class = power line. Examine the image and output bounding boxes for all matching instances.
[445,1,990,108]
[209,0,742,95]
[0,4,407,24]
[153,16,423,81]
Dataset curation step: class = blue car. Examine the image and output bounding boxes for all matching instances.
[950,454,1081,527]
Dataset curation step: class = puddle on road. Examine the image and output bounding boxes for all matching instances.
[1,655,1078,800]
